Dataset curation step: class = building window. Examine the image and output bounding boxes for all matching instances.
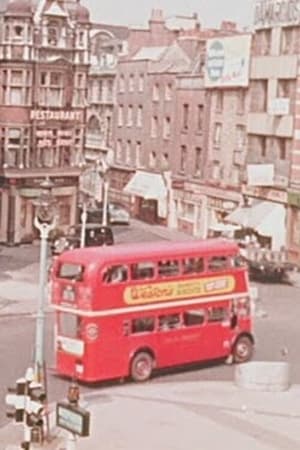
[180,145,187,173]
[277,79,294,107]
[278,138,286,160]
[118,105,124,127]
[214,123,222,147]
[183,104,189,130]
[125,140,131,165]
[281,27,294,54]
[231,164,240,185]
[216,91,223,112]
[161,152,169,170]
[107,79,114,102]
[47,25,58,46]
[254,29,271,55]
[152,83,159,101]
[165,83,172,100]
[194,147,202,177]
[78,31,84,47]
[250,80,267,113]
[149,151,156,168]
[119,74,125,92]
[212,162,221,180]
[97,80,103,102]
[151,116,158,138]
[129,74,134,92]
[260,136,267,158]
[237,89,246,114]
[2,69,31,106]
[127,105,133,127]
[163,117,171,139]
[73,72,86,107]
[135,141,142,167]
[116,139,122,162]
[137,105,143,127]
[138,74,144,92]
[197,105,204,132]
[236,125,246,150]
[6,128,21,167]
[39,71,63,107]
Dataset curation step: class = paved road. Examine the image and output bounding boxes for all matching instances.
[0,221,299,428]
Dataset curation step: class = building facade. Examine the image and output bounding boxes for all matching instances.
[0,0,90,244]
[239,0,299,254]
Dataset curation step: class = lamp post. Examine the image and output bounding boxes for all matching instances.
[33,177,57,383]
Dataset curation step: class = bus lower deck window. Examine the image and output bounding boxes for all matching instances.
[131,317,155,333]
[159,314,181,330]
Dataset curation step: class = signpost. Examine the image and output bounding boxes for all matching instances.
[56,383,90,450]
[56,402,90,437]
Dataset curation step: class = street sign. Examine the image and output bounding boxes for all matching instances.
[56,402,90,437]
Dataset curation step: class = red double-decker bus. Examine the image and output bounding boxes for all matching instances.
[50,238,254,382]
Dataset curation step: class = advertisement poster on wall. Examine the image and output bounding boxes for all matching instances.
[204,34,251,88]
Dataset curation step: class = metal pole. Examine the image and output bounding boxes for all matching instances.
[66,431,77,450]
[80,201,87,248]
[34,219,55,383]
[102,180,109,226]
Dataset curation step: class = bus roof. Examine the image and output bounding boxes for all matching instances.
[57,238,239,266]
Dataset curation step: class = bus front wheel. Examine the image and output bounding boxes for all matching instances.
[131,352,153,382]
[233,336,253,363]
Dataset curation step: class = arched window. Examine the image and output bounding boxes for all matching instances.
[87,116,101,135]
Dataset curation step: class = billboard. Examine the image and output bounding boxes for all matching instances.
[204,35,251,88]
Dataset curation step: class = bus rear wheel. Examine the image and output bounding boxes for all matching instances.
[131,352,153,382]
[233,336,253,363]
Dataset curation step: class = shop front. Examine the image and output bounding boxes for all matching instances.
[0,177,78,245]
[123,170,167,225]
[172,180,240,238]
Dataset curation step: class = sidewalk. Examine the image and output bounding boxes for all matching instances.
[72,381,300,450]
[3,380,299,450]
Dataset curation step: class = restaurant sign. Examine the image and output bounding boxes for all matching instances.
[254,0,300,29]
[30,109,83,121]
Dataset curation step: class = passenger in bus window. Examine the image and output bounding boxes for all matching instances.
[104,265,127,283]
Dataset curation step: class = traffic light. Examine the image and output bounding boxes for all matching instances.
[5,377,27,422]
[25,381,46,444]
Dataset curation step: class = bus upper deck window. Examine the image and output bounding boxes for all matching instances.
[183,257,204,274]
[103,265,128,284]
[208,256,228,271]
[158,260,179,277]
[131,262,155,280]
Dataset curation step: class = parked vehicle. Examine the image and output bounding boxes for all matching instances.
[108,203,130,225]
[237,242,291,283]
[246,258,291,283]
[50,224,114,256]
[78,202,130,226]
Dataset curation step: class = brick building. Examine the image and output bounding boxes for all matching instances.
[0,0,90,244]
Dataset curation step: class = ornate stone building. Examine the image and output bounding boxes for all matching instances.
[0,0,90,243]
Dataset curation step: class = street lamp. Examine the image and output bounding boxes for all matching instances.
[33,177,57,383]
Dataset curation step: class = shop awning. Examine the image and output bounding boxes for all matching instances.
[225,200,286,249]
[123,171,167,200]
